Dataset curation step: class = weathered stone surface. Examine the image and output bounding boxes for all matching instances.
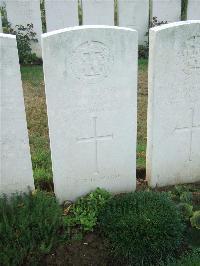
[45,0,79,32]
[118,0,149,45]
[82,0,114,26]
[151,0,181,22]
[42,26,137,202]
[147,21,200,187]
[0,33,34,195]
[187,0,200,20]
[5,0,42,57]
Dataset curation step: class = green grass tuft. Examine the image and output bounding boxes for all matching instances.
[99,191,185,265]
[0,191,64,265]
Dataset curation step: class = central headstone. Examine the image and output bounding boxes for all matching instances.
[42,26,137,202]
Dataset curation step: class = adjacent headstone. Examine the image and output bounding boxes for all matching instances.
[0,33,34,195]
[0,13,2,33]
[187,0,200,20]
[118,0,149,45]
[151,0,181,22]
[45,0,79,32]
[147,21,200,187]
[5,0,42,57]
[82,0,114,26]
[42,26,137,202]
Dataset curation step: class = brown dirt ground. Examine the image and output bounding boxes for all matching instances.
[42,233,112,266]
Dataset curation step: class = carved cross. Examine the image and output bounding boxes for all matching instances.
[77,117,113,174]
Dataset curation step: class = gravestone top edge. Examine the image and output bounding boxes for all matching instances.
[150,20,200,33]
[42,25,137,38]
[0,33,16,39]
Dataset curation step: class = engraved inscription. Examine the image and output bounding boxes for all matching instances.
[72,174,120,183]
[180,35,200,74]
[175,108,200,162]
[76,117,113,174]
[69,41,113,82]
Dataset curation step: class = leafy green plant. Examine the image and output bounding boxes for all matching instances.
[165,248,200,266]
[0,191,63,265]
[180,191,193,204]
[99,191,184,265]
[63,188,111,232]
[138,45,149,59]
[190,211,200,230]
[178,203,193,221]
[171,185,193,203]
[5,22,40,64]
[174,185,188,197]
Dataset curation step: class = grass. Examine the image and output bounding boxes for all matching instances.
[137,59,148,169]
[0,191,64,265]
[20,59,148,189]
[21,66,53,190]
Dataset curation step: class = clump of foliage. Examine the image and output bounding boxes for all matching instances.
[138,44,149,59]
[6,23,40,64]
[32,149,54,191]
[178,203,193,221]
[190,211,200,230]
[166,248,200,266]
[1,5,40,64]
[173,185,193,202]
[99,191,184,265]
[0,191,63,265]
[63,188,111,232]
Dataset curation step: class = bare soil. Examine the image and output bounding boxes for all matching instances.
[42,233,112,266]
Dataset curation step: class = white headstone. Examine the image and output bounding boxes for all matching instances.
[0,13,2,33]
[151,0,181,22]
[187,0,200,20]
[118,0,149,45]
[147,21,200,187]
[82,0,114,26]
[45,0,79,32]
[5,0,42,57]
[0,33,34,195]
[42,26,137,202]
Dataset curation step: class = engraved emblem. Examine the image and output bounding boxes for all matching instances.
[180,35,200,74]
[69,41,113,82]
